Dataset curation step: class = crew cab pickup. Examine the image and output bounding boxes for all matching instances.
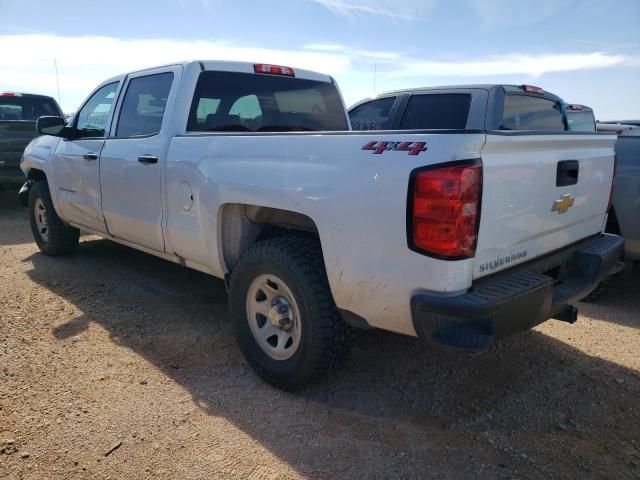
[349,84,573,132]
[19,62,623,390]
[0,92,64,187]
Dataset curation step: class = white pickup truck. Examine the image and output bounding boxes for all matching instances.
[19,60,623,390]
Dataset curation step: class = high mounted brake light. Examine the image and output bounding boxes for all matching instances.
[254,64,295,77]
[1,92,22,96]
[522,85,544,94]
[568,104,583,111]
[408,161,482,259]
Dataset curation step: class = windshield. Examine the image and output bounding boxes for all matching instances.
[187,71,349,132]
[0,96,61,121]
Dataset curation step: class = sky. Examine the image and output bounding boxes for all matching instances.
[0,0,638,119]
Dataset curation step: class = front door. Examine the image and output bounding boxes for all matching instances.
[52,81,121,233]
[99,68,178,252]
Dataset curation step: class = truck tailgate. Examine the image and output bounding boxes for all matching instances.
[0,121,37,162]
[474,132,616,279]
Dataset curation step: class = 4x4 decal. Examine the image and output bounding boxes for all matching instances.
[362,141,428,156]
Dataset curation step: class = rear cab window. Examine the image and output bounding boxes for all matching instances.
[502,94,565,130]
[566,109,596,132]
[187,71,349,132]
[349,97,396,130]
[0,95,61,121]
[400,94,471,129]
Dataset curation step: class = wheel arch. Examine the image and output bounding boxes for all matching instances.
[17,169,48,207]
[218,203,322,273]
[26,168,47,182]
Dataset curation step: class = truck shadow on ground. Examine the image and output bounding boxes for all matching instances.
[577,268,640,330]
[23,238,640,478]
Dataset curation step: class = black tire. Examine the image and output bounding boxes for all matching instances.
[229,236,351,390]
[29,181,80,256]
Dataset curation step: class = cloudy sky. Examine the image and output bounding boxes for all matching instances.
[1,0,638,119]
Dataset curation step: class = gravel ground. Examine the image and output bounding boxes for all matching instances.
[0,188,639,480]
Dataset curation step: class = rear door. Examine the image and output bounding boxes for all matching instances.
[52,81,121,233]
[474,93,615,278]
[100,66,180,252]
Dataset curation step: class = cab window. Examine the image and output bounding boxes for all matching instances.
[75,82,119,138]
[116,72,174,137]
[400,94,471,130]
[349,97,395,130]
[187,71,348,132]
[502,95,565,130]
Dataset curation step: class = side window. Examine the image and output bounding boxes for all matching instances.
[400,94,470,130]
[502,95,565,130]
[116,72,174,138]
[75,82,119,138]
[349,97,395,130]
[229,95,262,120]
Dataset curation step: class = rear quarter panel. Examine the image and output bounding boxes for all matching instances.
[166,132,485,335]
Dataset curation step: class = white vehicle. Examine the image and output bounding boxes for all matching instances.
[19,61,623,390]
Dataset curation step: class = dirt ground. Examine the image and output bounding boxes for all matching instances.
[0,188,638,480]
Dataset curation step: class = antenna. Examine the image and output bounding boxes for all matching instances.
[54,59,61,105]
[373,61,377,96]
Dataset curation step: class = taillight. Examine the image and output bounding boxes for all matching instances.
[408,161,482,259]
[1,91,21,96]
[608,154,617,211]
[253,64,295,77]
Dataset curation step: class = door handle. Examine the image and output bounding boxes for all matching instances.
[556,160,579,187]
[138,155,158,165]
[82,153,98,161]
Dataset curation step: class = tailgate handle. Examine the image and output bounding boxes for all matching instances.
[556,160,579,187]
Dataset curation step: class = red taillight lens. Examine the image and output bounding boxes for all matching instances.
[410,162,482,258]
[608,154,617,211]
[253,64,295,77]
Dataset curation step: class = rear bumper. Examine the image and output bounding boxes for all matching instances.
[411,233,624,353]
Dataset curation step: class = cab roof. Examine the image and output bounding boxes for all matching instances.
[101,60,334,85]
[372,84,563,102]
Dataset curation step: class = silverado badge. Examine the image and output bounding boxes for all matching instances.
[551,193,575,214]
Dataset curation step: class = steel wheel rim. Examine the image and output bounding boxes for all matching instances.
[34,198,49,242]
[246,273,302,360]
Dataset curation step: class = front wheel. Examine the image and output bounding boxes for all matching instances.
[29,181,80,256]
[229,236,351,390]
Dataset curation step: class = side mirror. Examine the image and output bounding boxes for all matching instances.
[36,116,69,137]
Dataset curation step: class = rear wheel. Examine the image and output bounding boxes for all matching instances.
[29,181,80,256]
[229,236,351,390]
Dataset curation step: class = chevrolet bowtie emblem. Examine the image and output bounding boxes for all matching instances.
[552,193,575,214]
